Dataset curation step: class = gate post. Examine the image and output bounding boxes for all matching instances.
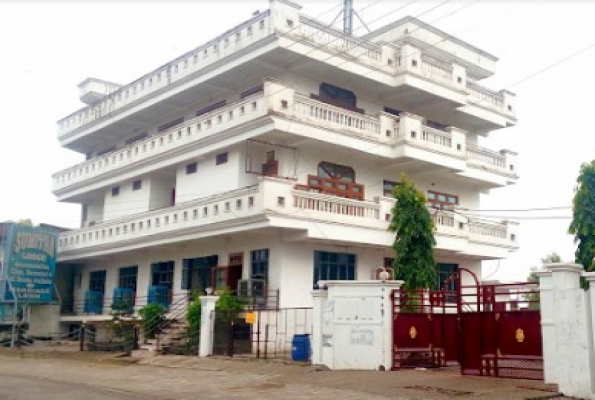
[535,268,555,383]
[542,263,593,399]
[311,288,329,366]
[199,294,219,357]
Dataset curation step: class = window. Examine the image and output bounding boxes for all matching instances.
[111,186,120,197]
[186,162,197,174]
[132,180,142,191]
[195,100,226,117]
[313,251,356,284]
[383,180,400,197]
[181,256,218,291]
[216,152,228,165]
[317,161,355,182]
[89,270,107,293]
[251,249,269,281]
[151,261,175,289]
[435,263,458,292]
[240,85,263,99]
[118,266,138,292]
[125,132,148,145]
[317,83,357,110]
[158,117,184,132]
[427,190,458,210]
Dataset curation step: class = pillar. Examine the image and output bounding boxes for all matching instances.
[311,289,328,366]
[199,295,219,357]
[546,263,593,399]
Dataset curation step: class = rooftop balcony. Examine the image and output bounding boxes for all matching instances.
[52,81,517,199]
[58,178,518,261]
[56,7,514,146]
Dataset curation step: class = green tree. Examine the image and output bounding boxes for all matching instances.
[569,160,595,270]
[526,252,561,309]
[389,175,436,289]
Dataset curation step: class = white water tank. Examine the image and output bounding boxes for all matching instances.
[78,77,122,105]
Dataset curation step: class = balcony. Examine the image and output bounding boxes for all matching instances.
[59,178,517,260]
[52,90,269,196]
[53,81,516,199]
[57,11,272,140]
[57,6,514,143]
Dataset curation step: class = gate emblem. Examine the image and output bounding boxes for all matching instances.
[409,326,417,339]
[516,328,525,343]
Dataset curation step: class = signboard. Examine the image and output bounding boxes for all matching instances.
[0,223,58,303]
[245,312,256,324]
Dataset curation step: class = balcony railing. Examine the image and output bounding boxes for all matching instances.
[297,16,385,66]
[466,144,516,177]
[293,188,380,220]
[53,92,268,192]
[468,219,515,245]
[57,11,271,137]
[466,82,506,114]
[292,94,382,138]
[59,185,261,252]
[420,55,454,88]
[54,90,515,196]
[59,179,516,257]
[83,291,104,314]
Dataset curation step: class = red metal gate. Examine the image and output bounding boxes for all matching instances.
[392,268,543,380]
[392,288,458,369]
[457,268,543,380]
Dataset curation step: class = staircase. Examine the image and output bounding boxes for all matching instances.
[156,319,192,354]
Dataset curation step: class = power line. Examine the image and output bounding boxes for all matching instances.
[460,206,572,213]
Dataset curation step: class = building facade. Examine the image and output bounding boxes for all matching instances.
[53,0,518,324]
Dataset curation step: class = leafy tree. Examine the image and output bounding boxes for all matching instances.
[526,253,561,309]
[389,175,436,290]
[569,160,595,270]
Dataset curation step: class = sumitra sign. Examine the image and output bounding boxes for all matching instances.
[0,223,57,303]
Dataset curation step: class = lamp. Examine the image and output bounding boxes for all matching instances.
[205,287,213,295]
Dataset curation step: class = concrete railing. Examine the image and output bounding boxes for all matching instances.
[57,11,272,137]
[466,81,506,113]
[291,94,382,138]
[59,185,262,252]
[293,189,381,220]
[53,91,269,192]
[467,145,516,176]
[297,16,384,64]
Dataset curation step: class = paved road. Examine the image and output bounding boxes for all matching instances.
[0,349,560,400]
[0,356,392,400]
[0,375,145,400]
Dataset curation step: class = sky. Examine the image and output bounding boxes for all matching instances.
[0,0,594,281]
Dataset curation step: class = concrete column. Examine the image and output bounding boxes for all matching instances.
[398,112,423,142]
[452,63,467,89]
[500,149,518,175]
[536,269,555,383]
[198,295,219,357]
[546,263,593,399]
[311,289,328,365]
[446,126,466,154]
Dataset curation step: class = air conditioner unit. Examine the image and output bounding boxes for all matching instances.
[237,279,266,298]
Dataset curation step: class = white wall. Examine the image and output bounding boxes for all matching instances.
[148,173,175,210]
[175,146,244,203]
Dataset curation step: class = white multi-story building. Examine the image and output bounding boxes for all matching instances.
[53,0,518,323]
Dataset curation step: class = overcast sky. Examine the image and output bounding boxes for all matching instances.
[1,0,594,281]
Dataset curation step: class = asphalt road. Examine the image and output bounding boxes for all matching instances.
[0,375,145,400]
[0,350,560,400]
